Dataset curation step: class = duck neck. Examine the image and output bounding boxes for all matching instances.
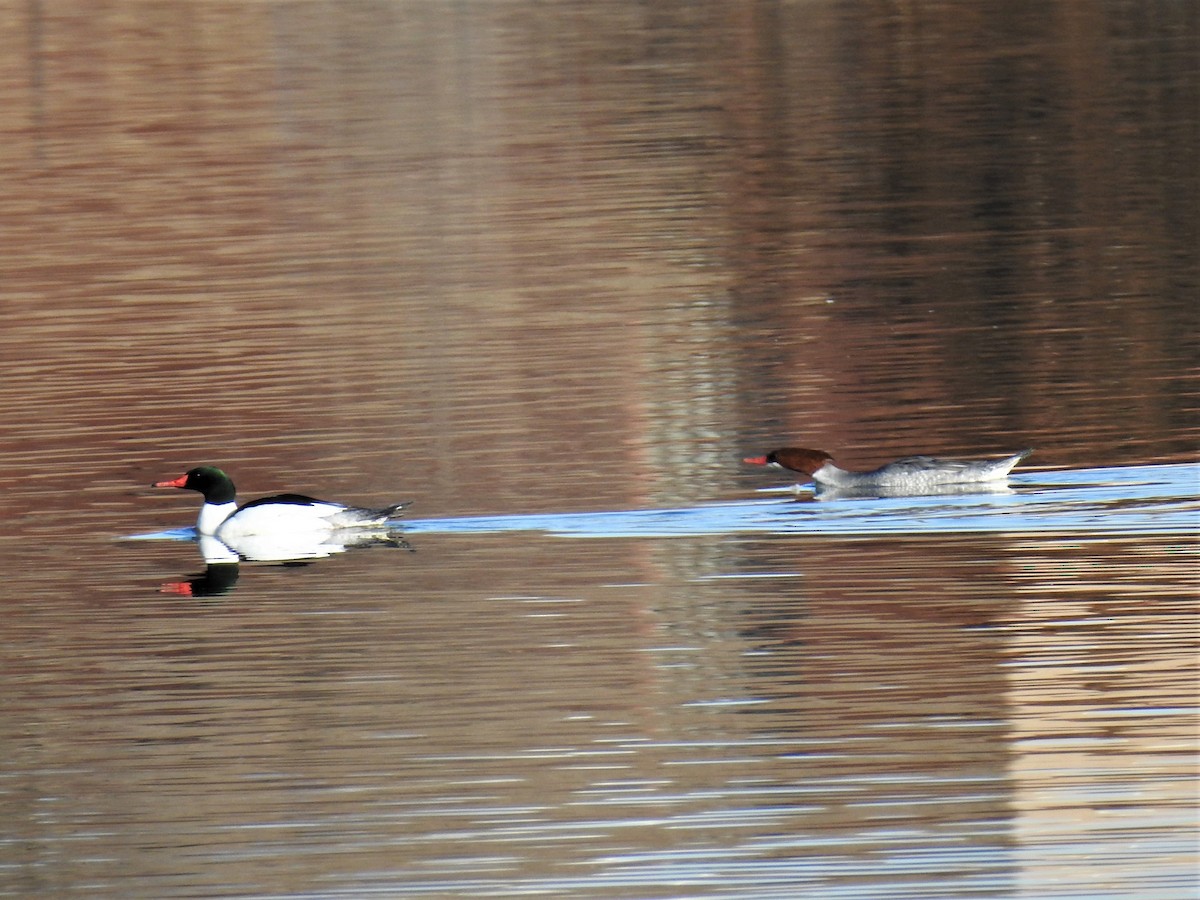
[197,501,237,535]
[810,462,855,487]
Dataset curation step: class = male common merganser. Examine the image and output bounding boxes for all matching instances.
[743,447,1033,493]
[152,466,408,541]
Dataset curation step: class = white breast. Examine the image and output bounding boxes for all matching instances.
[197,502,238,536]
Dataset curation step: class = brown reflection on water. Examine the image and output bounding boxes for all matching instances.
[4,528,1192,896]
[1,2,1194,524]
[722,4,1198,464]
[1000,536,1198,895]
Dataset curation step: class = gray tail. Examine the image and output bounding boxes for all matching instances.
[1005,448,1035,472]
[373,501,411,521]
[349,501,411,525]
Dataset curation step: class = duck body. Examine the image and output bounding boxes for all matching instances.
[153,466,408,541]
[744,447,1033,493]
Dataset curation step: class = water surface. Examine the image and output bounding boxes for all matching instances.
[1,2,1196,898]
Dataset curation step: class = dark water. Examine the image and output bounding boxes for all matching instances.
[1,2,1197,898]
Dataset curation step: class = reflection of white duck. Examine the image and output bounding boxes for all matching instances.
[161,530,411,597]
[198,531,408,564]
[153,466,409,542]
[161,560,241,597]
[744,447,1033,494]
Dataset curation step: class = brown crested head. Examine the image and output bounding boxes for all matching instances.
[760,447,834,477]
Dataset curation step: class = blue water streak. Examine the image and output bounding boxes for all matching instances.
[400,463,1199,539]
[124,463,1198,542]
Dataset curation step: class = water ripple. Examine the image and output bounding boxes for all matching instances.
[399,463,1199,539]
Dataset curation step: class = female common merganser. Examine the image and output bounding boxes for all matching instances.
[153,466,408,541]
[743,447,1033,493]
